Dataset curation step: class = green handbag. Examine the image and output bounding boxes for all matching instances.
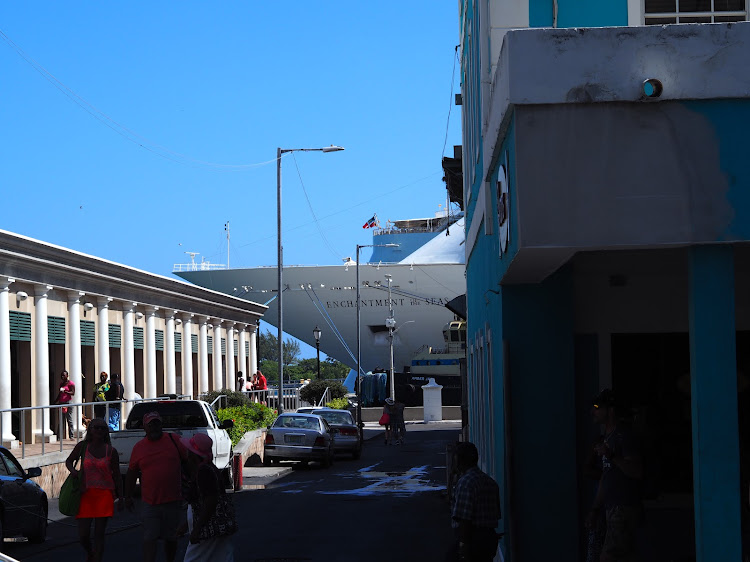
[59,444,86,516]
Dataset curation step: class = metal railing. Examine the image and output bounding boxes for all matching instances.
[0,396,170,460]
[317,387,331,407]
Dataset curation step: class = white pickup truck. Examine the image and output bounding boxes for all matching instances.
[110,399,235,486]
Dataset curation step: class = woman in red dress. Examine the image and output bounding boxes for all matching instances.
[65,417,124,561]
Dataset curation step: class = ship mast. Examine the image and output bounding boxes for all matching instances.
[224,221,230,268]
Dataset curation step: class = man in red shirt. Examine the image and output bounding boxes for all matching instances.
[125,411,187,562]
[255,370,267,390]
[54,370,75,439]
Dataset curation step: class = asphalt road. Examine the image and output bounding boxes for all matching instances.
[2,421,461,562]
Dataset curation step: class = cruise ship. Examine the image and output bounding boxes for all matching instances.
[174,209,466,374]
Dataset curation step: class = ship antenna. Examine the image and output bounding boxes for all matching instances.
[184,251,199,271]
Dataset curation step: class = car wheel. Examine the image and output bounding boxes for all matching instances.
[352,446,361,460]
[28,500,47,544]
[263,455,271,467]
[223,459,234,490]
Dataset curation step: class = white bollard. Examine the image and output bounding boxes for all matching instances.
[421,378,444,422]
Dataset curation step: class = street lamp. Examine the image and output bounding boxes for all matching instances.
[277,145,344,413]
[313,325,322,380]
[355,243,398,439]
[385,274,396,402]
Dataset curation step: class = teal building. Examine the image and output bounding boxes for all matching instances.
[458,2,750,560]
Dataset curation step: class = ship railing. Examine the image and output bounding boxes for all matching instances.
[173,263,227,272]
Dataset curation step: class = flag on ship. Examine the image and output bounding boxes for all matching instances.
[362,214,378,229]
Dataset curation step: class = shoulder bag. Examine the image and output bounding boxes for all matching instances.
[59,444,87,516]
[379,412,390,426]
[193,467,238,540]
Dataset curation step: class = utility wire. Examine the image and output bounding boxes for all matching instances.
[442,46,460,158]
[0,28,276,171]
[290,152,342,261]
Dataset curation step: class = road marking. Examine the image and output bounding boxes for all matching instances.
[319,464,445,497]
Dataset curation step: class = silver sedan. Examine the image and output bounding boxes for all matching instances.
[264,413,335,468]
[311,409,361,459]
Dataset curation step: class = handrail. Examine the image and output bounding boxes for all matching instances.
[317,387,331,407]
[0,550,22,562]
[0,396,171,459]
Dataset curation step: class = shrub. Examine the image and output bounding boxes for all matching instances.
[201,389,248,408]
[326,397,350,410]
[216,403,278,447]
[299,379,347,406]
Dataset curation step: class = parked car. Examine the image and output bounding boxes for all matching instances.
[295,406,329,414]
[264,413,335,468]
[0,447,47,544]
[110,400,234,486]
[311,408,361,459]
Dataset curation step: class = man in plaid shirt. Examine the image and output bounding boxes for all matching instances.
[451,442,501,561]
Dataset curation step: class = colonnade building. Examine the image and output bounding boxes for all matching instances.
[0,229,266,449]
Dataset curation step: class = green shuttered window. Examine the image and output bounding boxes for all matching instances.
[175,332,182,353]
[10,311,31,342]
[234,340,238,356]
[156,330,164,351]
[134,327,144,350]
[48,316,66,344]
[207,335,213,354]
[81,320,95,347]
[109,324,121,348]
[191,334,198,354]
[221,338,226,356]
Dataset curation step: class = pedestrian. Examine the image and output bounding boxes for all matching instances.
[181,434,236,561]
[392,398,406,444]
[124,411,188,562]
[92,372,110,419]
[383,398,396,445]
[105,373,124,431]
[450,441,501,562]
[585,389,643,562]
[236,371,244,392]
[54,370,76,440]
[255,370,267,403]
[65,417,124,562]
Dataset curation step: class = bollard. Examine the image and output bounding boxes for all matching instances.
[232,453,243,491]
[422,377,444,422]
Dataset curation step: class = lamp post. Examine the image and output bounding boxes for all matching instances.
[277,145,344,413]
[355,243,398,439]
[385,274,396,401]
[313,325,321,380]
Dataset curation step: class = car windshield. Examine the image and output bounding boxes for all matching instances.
[126,402,209,430]
[275,416,320,431]
[313,410,353,425]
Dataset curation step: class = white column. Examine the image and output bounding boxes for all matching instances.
[34,284,54,440]
[165,311,176,395]
[212,322,223,390]
[249,324,258,376]
[0,278,16,446]
[122,303,136,418]
[182,314,194,398]
[198,317,209,394]
[226,323,235,390]
[96,297,112,376]
[67,292,84,436]
[238,325,247,383]
[145,306,159,398]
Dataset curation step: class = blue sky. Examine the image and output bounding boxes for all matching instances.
[1,3,462,359]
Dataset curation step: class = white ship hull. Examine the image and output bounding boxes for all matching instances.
[177,261,465,373]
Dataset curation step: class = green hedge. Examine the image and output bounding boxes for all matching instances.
[299,379,348,406]
[325,397,350,410]
[216,403,277,447]
[201,388,248,408]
